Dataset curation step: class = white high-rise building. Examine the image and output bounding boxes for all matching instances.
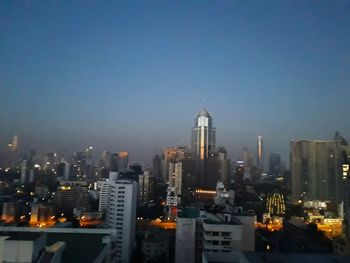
[100,176,137,263]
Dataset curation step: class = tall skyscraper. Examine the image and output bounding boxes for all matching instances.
[257,135,263,171]
[191,108,216,160]
[291,139,350,202]
[152,154,162,181]
[117,151,129,171]
[138,171,155,206]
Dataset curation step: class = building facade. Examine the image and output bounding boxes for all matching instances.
[191,108,216,160]
[291,139,350,202]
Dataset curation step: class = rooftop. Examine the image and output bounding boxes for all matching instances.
[197,108,211,118]
[203,218,241,225]
[2,232,43,241]
[177,207,200,218]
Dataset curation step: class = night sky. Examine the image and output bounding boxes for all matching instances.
[1,1,350,165]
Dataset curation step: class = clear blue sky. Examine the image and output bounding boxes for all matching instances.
[1,0,350,165]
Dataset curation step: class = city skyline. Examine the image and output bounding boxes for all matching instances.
[1,1,350,164]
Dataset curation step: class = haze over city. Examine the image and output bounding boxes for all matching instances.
[1,1,350,163]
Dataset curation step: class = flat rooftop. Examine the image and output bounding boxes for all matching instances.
[1,232,43,241]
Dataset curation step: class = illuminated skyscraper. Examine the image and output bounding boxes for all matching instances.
[191,108,216,160]
[257,135,263,171]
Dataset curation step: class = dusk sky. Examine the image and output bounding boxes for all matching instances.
[1,1,350,165]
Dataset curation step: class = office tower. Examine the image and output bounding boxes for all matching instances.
[269,153,281,175]
[85,147,94,180]
[191,108,216,160]
[291,139,350,202]
[166,161,183,218]
[235,160,245,183]
[43,152,57,171]
[139,171,155,206]
[168,162,182,200]
[100,150,111,170]
[57,161,70,180]
[72,151,87,178]
[21,160,34,184]
[205,147,232,189]
[163,147,180,183]
[180,157,198,204]
[118,151,129,171]
[110,153,119,172]
[98,180,110,212]
[20,150,36,184]
[54,181,90,215]
[242,147,253,169]
[257,135,263,171]
[152,155,162,181]
[105,179,137,263]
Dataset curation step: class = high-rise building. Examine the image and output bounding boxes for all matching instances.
[139,171,155,206]
[257,135,263,171]
[20,151,36,184]
[103,178,137,263]
[191,108,216,160]
[269,153,281,175]
[291,139,350,202]
[43,152,57,171]
[152,155,162,181]
[166,162,183,217]
[72,151,87,179]
[242,147,253,169]
[100,150,111,170]
[54,181,90,215]
[57,161,70,180]
[118,151,129,171]
[234,160,245,184]
[85,147,94,180]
